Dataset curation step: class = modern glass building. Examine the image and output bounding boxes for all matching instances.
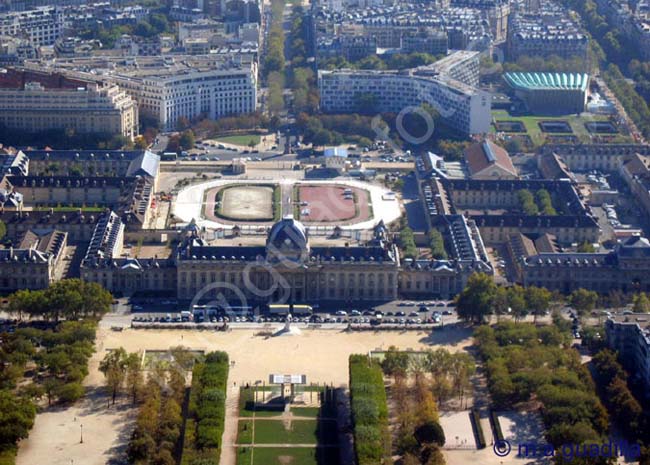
[503,72,589,115]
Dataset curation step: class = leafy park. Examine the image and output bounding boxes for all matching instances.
[0,279,112,464]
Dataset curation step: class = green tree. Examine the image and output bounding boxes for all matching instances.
[55,382,84,403]
[492,286,509,322]
[569,288,599,316]
[381,346,410,378]
[0,220,5,241]
[428,229,447,260]
[125,352,144,405]
[525,286,552,322]
[0,390,36,448]
[99,347,128,405]
[414,420,445,447]
[508,285,527,322]
[179,130,195,150]
[456,273,497,324]
[632,292,650,313]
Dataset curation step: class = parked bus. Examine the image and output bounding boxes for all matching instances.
[268,304,313,316]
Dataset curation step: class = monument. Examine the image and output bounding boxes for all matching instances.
[273,313,302,336]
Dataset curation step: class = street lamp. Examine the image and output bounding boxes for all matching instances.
[80,424,83,444]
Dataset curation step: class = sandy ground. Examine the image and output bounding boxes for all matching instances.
[16,338,137,465]
[439,411,476,450]
[17,326,473,465]
[173,178,401,231]
[100,326,472,386]
[213,185,274,221]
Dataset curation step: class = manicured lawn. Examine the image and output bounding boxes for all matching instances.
[238,386,283,417]
[253,420,319,444]
[491,109,622,146]
[253,420,339,445]
[291,407,321,418]
[236,447,253,465]
[238,420,254,444]
[236,447,340,465]
[217,134,261,146]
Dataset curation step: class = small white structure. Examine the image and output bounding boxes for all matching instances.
[324,147,349,171]
[231,157,247,174]
[273,313,302,336]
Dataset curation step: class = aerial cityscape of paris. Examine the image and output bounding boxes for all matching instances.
[0,0,649,463]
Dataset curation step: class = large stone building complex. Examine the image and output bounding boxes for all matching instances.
[0,69,138,139]
[79,215,492,301]
[0,229,67,291]
[32,55,258,131]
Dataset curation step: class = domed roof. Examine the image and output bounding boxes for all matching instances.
[267,216,308,252]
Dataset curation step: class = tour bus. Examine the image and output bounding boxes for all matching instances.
[268,304,313,316]
[191,304,252,320]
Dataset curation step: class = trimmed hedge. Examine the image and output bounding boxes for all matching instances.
[349,354,390,465]
[489,410,504,443]
[181,351,229,465]
[470,408,486,449]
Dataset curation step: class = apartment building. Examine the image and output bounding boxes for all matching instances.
[318,51,491,136]
[0,69,138,139]
[401,28,449,55]
[507,12,588,61]
[0,6,64,46]
[605,314,650,395]
[38,55,258,131]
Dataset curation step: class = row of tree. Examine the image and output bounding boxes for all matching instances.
[475,322,609,449]
[319,52,442,72]
[263,0,285,79]
[126,356,186,465]
[591,350,646,441]
[181,351,229,465]
[456,273,553,324]
[349,354,391,465]
[285,6,320,116]
[8,279,113,322]
[382,347,475,409]
[563,0,650,139]
[516,189,557,216]
[428,229,447,260]
[603,64,650,139]
[399,226,418,260]
[0,320,97,456]
[191,112,280,139]
[390,373,445,465]
[456,273,605,324]
[296,112,377,148]
[166,129,196,152]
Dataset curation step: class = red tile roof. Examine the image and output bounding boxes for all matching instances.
[464,141,516,177]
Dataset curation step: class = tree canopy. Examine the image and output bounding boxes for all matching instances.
[7,279,112,321]
[456,273,497,324]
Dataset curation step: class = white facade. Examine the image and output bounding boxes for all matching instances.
[0,7,64,46]
[106,62,258,131]
[318,70,491,136]
[0,81,138,138]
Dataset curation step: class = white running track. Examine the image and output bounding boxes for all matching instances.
[172,178,402,231]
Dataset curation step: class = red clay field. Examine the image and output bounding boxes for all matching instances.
[297,185,371,224]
